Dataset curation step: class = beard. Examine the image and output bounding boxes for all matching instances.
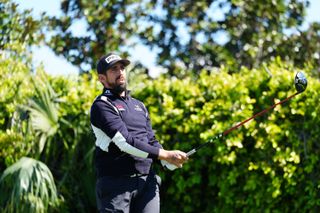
[107,77,127,94]
[113,82,126,94]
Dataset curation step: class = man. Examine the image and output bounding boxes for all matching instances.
[90,53,188,213]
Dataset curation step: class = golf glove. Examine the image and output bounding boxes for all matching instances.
[161,160,178,171]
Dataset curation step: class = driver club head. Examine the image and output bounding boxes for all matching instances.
[295,72,307,93]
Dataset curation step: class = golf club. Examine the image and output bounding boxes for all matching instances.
[186,71,308,157]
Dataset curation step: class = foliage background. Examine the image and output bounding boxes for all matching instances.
[1,0,320,212]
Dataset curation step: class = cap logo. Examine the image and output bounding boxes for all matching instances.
[105,55,121,63]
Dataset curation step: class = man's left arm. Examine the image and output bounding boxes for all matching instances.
[141,102,162,149]
[142,102,179,170]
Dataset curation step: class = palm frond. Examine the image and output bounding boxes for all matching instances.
[0,157,61,213]
[24,77,60,153]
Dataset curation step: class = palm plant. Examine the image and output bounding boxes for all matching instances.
[0,74,62,212]
[1,72,98,211]
[0,157,60,213]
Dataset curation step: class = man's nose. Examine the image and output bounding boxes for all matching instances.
[117,69,125,76]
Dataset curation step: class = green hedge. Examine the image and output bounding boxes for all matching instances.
[134,62,320,212]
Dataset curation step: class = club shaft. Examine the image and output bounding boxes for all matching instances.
[187,92,299,157]
[223,92,298,136]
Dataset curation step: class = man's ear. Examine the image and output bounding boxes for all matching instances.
[98,74,106,83]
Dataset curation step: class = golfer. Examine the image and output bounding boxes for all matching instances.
[90,53,188,213]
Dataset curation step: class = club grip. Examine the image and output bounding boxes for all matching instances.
[186,149,196,157]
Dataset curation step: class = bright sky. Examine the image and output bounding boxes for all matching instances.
[13,0,320,77]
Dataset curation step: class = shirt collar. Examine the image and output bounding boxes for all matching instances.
[102,88,130,98]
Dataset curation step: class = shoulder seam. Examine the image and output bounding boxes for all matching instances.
[100,96,120,115]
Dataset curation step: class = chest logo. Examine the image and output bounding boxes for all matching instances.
[134,104,143,112]
[116,104,126,111]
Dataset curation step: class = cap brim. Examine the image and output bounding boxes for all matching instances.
[119,59,130,66]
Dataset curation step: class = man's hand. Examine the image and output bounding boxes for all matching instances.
[158,149,188,168]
